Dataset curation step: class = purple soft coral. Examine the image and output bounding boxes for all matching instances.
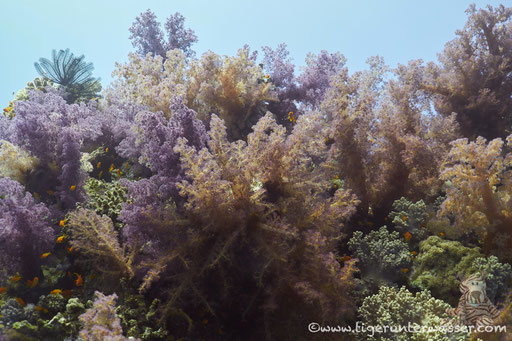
[0,177,54,279]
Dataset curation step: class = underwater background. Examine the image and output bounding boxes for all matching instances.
[1,2,512,340]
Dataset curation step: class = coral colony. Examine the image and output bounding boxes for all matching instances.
[1,4,512,341]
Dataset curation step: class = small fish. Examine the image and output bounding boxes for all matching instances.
[116,168,121,176]
[50,289,62,295]
[288,111,296,123]
[26,277,38,288]
[265,74,270,79]
[109,163,114,172]
[96,161,102,169]
[403,232,412,242]
[0,287,7,294]
[384,217,388,221]
[15,297,26,306]
[411,251,417,255]
[202,319,208,325]
[334,175,339,179]
[401,268,409,273]
[369,138,375,143]
[59,220,66,228]
[342,255,351,261]
[439,232,445,237]
[74,273,83,287]
[56,235,65,243]
[105,147,109,152]
[35,306,49,313]
[68,246,73,252]
[10,276,22,282]
[41,252,51,259]
[46,190,55,196]
[33,192,40,200]
[98,170,103,179]
[70,185,76,191]
[402,215,408,221]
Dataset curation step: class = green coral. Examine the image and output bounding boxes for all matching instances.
[81,178,127,220]
[388,197,430,243]
[470,255,512,304]
[116,293,168,340]
[37,294,67,315]
[411,236,482,305]
[348,226,412,277]
[357,286,466,341]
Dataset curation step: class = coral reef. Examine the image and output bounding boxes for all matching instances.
[411,236,482,305]
[357,286,466,341]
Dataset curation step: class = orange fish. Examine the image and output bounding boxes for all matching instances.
[41,252,51,259]
[74,273,83,287]
[68,246,73,252]
[384,217,388,221]
[70,185,76,191]
[342,255,351,261]
[116,169,121,176]
[439,232,445,238]
[411,251,417,255]
[109,163,114,172]
[401,268,409,273]
[15,297,25,306]
[35,305,44,311]
[288,111,296,123]
[96,161,102,169]
[27,277,38,288]
[105,147,109,152]
[10,275,21,282]
[46,190,55,196]
[0,287,7,294]
[56,235,65,243]
[403,232,412,241]
[402,216,408,221]
[59,220,66,228]
[369,138,375,143]
[50,289,62,295]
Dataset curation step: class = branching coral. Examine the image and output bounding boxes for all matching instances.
[109,46,276,140]
[120,111,359,339]
[424,4,512,139]
[438,134,512,260]
[129,9,197,59]
[323,57,459,222]
[67,208,133,279]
